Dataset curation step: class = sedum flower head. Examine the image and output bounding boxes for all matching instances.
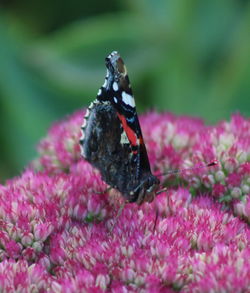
[0,110,249,291]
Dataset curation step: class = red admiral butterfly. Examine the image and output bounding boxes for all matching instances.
[80,51,160,205]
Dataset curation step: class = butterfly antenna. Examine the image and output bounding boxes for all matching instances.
[157,159,219,177]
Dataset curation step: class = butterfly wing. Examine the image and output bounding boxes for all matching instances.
[80,101,141,202]
[80,51,159,203]
[101,52,152,176]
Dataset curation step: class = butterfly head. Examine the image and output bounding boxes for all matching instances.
[130,174,160,205]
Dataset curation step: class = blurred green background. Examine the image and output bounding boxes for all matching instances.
[0,0,250,182]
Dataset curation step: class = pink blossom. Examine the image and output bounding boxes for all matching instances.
[0,111,249,291]
[0,260,52,291]
[33,110,83,173]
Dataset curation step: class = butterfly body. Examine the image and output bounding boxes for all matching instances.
[80,51,159,204]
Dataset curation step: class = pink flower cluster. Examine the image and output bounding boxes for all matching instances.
[35,111,250,222]
[0,110,249,292]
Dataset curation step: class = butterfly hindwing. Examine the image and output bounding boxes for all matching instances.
[80,51,160,204]
[80,101,141,202]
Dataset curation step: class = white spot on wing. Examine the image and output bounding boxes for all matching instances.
[80,132,85,141]
[81,106,91,130]
[81,119,87,128]
[114,97,118,103]
[109,51,118,58]
[89,102,95,109]
[120,130,130,144]
[97,89,101,96]
[113,82,118,91]
[85,109,90,118]
[103,78,107,88]
[121,91,135,108]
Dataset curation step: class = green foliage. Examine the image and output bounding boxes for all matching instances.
[0,0,250,181]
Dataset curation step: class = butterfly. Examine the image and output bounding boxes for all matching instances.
[79,51,160,205]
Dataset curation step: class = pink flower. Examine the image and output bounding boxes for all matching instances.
[5,240,21,259]
[0,260,52,291]
[0,110,249,291]
[212,183,226,198]
[33,110,83,173]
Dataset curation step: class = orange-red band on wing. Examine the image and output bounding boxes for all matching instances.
[117,113,138,148]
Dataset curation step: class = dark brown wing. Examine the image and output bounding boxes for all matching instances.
[80,100,159,203]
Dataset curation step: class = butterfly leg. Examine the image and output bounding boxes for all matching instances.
[156,187,167,195]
